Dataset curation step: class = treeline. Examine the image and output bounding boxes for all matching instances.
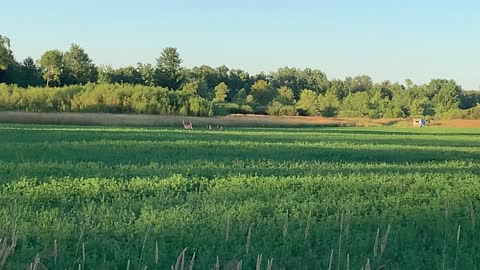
[1,34,479,119]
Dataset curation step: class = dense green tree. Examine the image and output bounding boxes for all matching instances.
[460,91,480,110]
[409,96,432,117]
[98,66,142,85]
[274,86,295,105]
[156,47,183,89]
[252,72,268,82]
[344,75,373,94]
[188,96,209,116]
[0,35,14,71]
[266,86,296,116]
[303,68,329,94]
[137,63,156,86]
[17,57,43,87]
[467,104,480,119]
[38,50,64,87]
[250,80,275,105]
[271,67,305,97]
[185,65,238,100]
[0,56,43,87]
[232,88,247,105]
[368,86,390,118]
[213,82,229,103]
[319,89,341,117]
[389,89,409,118]
[215,65,229,84]
[0,35,15,82]
[404,84,434,117]
[97,66,115,84]
[296,89,319,116]
[186,65,219,99]
[63,44,97,85]
[228,69,252,99]
[328,79,347,100]
[340,92,370,117]
[181,81,200,95]
[118,66,143,85]
[430,80,461,114]
[266,100,296,116]
[270,67,327,98]
[425,79,446,98]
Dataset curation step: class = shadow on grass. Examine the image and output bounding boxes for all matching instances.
[1,160,479,183]
[1,127,479,148]
[1,139,478,165]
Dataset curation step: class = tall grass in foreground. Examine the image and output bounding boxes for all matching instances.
[1,219,392,269]
[1,213,476,270]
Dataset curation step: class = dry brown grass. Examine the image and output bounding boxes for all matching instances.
[0,112,478,128]
[0,233,17,270]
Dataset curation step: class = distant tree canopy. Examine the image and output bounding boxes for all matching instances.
[0,34,479,119]
[63,43,98,85]
[38,50,64,87]
[0,35,14,71]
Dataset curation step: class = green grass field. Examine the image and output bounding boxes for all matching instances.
[0,124,479,269]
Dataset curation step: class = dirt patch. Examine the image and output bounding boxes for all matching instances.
[430,119,480,128]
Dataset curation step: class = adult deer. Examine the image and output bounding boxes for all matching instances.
[183,120,193,130]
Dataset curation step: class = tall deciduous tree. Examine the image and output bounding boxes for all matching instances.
[431,80,462,115]
[318,89,341,117]
[303,68,329,94]
[63,43,97,85]
[275,86,295,105]
[0,35,15,83]
[137,63,156,86]
[232,88,247,104]
[97,66,142,84]
[228,69,252,99]
[344,75,373,94]
[115,66,142,85]
[213,82,229,102]
[18,57,43,87]
[38,50,63,87]
[297,89,319,116]
[156,47,183,89]
[251,80,275,105]
[186,65,218,99]
[267,86,297,116]
[270,67,305,98]
[340,92,370,117]
[0,35,14,71]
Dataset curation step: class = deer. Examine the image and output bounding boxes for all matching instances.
[183,120,193,130]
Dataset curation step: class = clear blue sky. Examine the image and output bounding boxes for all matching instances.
[3,0,480,89]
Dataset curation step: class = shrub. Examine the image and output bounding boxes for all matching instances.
[438,108,468,120]
[267,101,297,116]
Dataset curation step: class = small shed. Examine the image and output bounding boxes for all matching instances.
[413,118,427,127]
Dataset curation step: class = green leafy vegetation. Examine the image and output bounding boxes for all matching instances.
[0,34,479,119]
[0,124,479,269]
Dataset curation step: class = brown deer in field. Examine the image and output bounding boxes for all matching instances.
[183,120,193,130]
